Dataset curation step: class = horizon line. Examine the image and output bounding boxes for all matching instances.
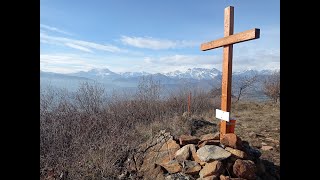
[40,67,280,75]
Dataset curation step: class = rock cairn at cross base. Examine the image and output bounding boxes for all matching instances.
[122,130,279,180]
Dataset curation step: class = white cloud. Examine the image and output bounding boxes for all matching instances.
[40,24,72,35]
[136,49,279,73]
[65,43,93,53]
[40,53,146,74]
[232,47,280,71]
[40,54,104,73]
[40,32,122,53]
[137,54,221,73]
[73,39,122,52]
[120,36,198,50]
[157,54,216,66]
[40,50,279,74]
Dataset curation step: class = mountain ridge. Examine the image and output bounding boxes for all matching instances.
[43,67,276,81]
[40,68,278,95]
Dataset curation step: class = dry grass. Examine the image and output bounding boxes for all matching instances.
[135,115,192,141]
[40,79,215,179]
[206,100,280,166]
[40,78,279,179]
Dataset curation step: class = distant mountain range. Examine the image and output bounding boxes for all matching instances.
[40,68,277,100]
[44,67,273,80]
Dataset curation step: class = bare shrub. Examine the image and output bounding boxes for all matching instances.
[40,83,130,179]
[75,81,106,114]
[233,73,259,102]
[135,115,192,140]
[40,77,216,179]
[263,70,280,103]
[190,88,213,114]
[136,75,161,101]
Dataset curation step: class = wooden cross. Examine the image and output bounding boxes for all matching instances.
[200,6,260,138]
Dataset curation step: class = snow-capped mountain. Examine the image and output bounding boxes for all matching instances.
[259,69,275,75]
[63,67,275,80]
[70,68,121,80]
[41,67,277,93]
[41,68,278,100]
[165,68,221,80]
[67,67,224,80]
[233,69,259,76]
[119,71,151,78]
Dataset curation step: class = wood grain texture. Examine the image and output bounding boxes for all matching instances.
[224,6,234,37]
[201,28,260,51]
[220,6,234,136]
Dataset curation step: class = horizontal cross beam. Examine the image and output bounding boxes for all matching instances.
[200,28,260,51]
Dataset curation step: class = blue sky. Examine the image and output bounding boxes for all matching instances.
[40,0,279,74]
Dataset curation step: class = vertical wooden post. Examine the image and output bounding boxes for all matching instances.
[220,6,234,139]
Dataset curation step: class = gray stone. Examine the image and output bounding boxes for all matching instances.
[165,173,194,180]
[175,144,191,161]
[183,160,201,175]
[197,145,231,162]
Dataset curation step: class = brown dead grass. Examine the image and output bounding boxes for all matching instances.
[40,81,215,179]
[205,100,280,166]
[40,80,279,179]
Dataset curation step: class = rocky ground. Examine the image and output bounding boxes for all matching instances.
[122,130,279,179]
[200,101,280,166]
[122,101,280,180]
[40,101,279,180]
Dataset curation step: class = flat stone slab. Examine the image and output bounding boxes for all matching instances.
[197,145,231,162]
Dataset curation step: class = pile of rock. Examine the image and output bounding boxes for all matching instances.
[123,130,279,180]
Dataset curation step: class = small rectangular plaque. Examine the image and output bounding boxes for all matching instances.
[216,109,230,121]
